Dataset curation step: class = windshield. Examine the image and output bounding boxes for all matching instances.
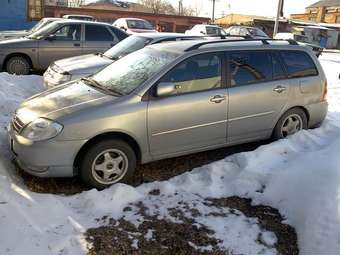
[206,26,226,36]
[104,35,151,60]
[27,22,60,39]
[127,20,154,30]
[248,28,268,37]
[92,48,179,95]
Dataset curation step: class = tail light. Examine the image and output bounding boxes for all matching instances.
[322,80,328,101]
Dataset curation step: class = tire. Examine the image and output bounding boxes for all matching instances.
[6,56,31,75]
[80,139,136,189]
[273,108,308,140]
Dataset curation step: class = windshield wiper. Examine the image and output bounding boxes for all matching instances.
[81,77,124,96]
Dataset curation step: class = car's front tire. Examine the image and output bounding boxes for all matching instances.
[273,108,307,140]
[6,56,31,75]
[80,139,136,189]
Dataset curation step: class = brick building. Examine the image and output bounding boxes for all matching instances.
[291,0,340,23]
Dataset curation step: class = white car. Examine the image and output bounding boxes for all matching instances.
[274,32,323,57]
[113,18,157,34]
[0,17,62,41]
[185,24,227,37]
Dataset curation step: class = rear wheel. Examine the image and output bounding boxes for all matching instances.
[6,56,30,75]
[273,108,307,140]
[80,139,136,189]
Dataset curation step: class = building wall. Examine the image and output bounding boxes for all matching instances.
[291,6,340,23]
[45,6,210,32]
[0,0,36,31]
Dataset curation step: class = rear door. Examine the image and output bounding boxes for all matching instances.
[226,50,290,144]
[38,23,82,69]
[83,24,119,54]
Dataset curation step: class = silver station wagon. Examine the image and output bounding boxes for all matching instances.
[8,39,328,189]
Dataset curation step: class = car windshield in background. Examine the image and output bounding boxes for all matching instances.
[127,20,154,30]
[92,48,179,95]
[27,22,60,39]
[206,27,226,36]
[294,34,309,43]
[104,35,151,60]
[248,28,268,37]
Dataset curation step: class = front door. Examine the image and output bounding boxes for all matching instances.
[227,51,290,143]
[38,24,82,69]
[82,24,118,55]
[147,52,228,157]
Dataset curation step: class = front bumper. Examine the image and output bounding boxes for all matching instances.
[8,125,87,178]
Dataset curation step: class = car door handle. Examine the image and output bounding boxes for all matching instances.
[73,43,80,47]
[210,95,226,103]
[273,86,286,93]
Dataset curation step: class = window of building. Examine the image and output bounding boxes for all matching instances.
[27,0,44,21]
[336,16,340,24]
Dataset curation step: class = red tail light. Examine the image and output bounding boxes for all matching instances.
[322,80,328,101]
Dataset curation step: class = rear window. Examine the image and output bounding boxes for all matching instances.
[280,51,318,78]
[109,26,128,41]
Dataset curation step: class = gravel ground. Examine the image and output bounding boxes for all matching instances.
[19,140,267,195]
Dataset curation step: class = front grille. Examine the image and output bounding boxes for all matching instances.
[12,115,25,133]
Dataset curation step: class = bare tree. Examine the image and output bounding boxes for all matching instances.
[139,0,176,14]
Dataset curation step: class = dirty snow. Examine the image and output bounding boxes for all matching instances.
[0,53,340,254]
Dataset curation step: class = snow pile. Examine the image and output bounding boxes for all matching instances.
[0,53,340,254]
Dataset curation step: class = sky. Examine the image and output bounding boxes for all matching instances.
[86,0,319,18]
[171,0,318,18]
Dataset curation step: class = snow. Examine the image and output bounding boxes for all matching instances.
[0,53,340,254]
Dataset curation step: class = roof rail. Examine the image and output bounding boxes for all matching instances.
[185,38,299,52]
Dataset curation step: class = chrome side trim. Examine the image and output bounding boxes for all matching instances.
[228,111,275,122]
[152,119,228,137]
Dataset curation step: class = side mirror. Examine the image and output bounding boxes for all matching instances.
[200,31,205,35]
[46,34,56,41]
[120,26,127,31]
[157,82,177,97]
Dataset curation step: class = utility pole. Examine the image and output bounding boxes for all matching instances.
[178,0,183,16]
[273,0,284,37]
[212,0,216,23]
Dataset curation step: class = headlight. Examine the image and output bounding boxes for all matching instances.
[21,118,63,141]
[54,72,72,83]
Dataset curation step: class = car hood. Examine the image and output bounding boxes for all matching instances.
[16,80,115,123]
[54,54,114,75]
[0,37,37,47]
[0,30,28,40]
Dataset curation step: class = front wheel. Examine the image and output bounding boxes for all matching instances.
[80,139,136,189]
[273,108,307,140]
[6,56,30,75]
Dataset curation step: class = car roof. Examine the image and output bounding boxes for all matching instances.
[147,39,307,54]
[53,19,111,26]
[135,32,204,39]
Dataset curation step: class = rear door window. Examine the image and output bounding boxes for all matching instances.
[280,51,318,78]
[85,25,114,41]
[229,51,273,86]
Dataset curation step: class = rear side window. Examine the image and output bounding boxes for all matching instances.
[109,26,128,41]
[280,51,318,78]
[85,25,113,41]
[229,51,272,86]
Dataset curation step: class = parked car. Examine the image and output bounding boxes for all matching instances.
[185,24,227,37]
[225,26,269,39]
[113,18,157,34]
[274,32,323,57]
[43,33,206,88]
[0,20,128,75]
[0,17,62,41]
[63,14,96,22]
[8,39,328,189]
